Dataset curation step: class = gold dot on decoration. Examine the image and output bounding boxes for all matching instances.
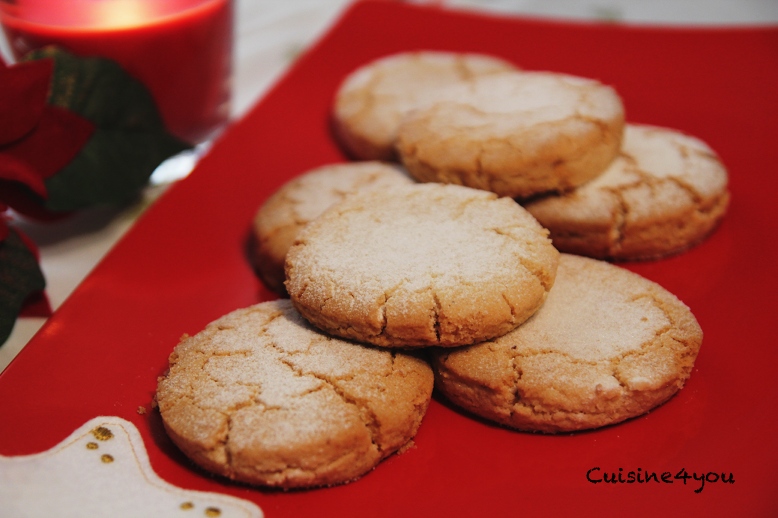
[180,502,194,510]
[91,426,114,441]
[86,442,99,450]
[100,454,114,463]
[204,507,222,517]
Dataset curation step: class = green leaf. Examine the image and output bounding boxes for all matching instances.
[0,228,46,345]
[45,129,179,209]
[25,47,191,211]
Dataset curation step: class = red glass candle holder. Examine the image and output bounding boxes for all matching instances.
[1,0,233,144]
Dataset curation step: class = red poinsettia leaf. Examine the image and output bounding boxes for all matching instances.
[18,291,53,318]
[0,180,70,221]
[0,103,94,184]
[29,105,95,180]
[0,58,53,144]
[0,150,47,197]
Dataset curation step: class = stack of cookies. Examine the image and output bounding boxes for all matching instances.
[157,51,720,491]
[334,51,730,261]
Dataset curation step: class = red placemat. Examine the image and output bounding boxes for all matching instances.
[2,1,777,516]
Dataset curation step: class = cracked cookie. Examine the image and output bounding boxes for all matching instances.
[332,51,517,160]
[156,300,434,489]
[395,71,625,198]
[285,183,559,348]
[252,161,413,295]
[523,124,730,260]
[431,254,703,433]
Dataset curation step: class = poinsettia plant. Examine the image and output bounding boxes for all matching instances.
[0,47,191,345]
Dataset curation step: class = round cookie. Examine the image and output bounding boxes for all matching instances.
[156,299,434,489]
[332,51,517,160]
[395,71,625,198]
[431,254,703,433]
[523,124,730,260]
[285,183,559,348]
[252,161,413,295]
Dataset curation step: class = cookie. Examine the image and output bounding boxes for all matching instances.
[395,71,625,198]
[252,161,413,295]
[285,183,559,348]
[523,124,730,260]
[156,300,434,489]
[431,254,703,433]
[332,51,517,160]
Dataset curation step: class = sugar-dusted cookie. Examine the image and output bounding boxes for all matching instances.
[523,124,730,260]
[431,254,703,433]
[395,71,625,198]
[252,161,413,295]
[285,183,559,348]
[156,300,434,489]
[332,51,517,160]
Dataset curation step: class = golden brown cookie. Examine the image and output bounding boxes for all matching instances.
[395,71,625,198]
[431,254,703,433]
[332,51,517,160]
[252,161,413,295]
[523,124,730,260]
[156,300,434,489]
[285,183,559,348]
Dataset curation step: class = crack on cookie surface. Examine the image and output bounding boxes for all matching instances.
[507,312,689,426]
[267,342,383,455]
[434,257,702,433]
[501,291,518,322]
[377,289,390,338]
[509,346,523,414]
[525,124,728,260]
[160,302,431,485]
[287,185,558,347]
[611,186,629,252]
[398,74,623,198]
[432,290,442,343]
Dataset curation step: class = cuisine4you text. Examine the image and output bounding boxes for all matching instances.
[586,467,735,494]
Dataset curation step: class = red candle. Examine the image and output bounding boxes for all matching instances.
[0,0,233,144]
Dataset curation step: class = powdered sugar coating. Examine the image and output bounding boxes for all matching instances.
[431,254,703,433]
[523,124,730,259]
[285,183,559,347]
[333,51,518,160]
[395,71,625,198]
[156,300,434,489]
[427,71,622,122]
[252,161,413,294]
